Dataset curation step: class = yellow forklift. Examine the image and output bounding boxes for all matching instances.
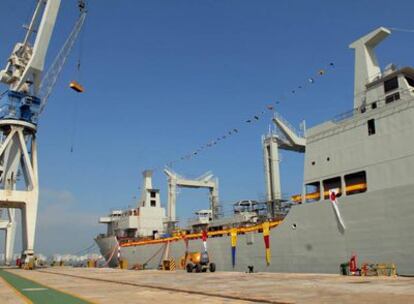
[185,251,216,273]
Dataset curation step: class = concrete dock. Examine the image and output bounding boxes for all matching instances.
[2,267,414,304]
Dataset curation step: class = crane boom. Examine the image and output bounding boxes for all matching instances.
[0,0,86,265]
[0,0,86,124]
[0,0,61,95]
[0,0,61,124]
[0,0,63,266]
[39,9,87,113]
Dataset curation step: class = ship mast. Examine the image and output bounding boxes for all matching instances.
[349,27,391,109]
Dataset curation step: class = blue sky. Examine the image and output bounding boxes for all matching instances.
[1,0,414,255]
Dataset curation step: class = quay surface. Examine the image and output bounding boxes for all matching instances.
[1,267,414,303]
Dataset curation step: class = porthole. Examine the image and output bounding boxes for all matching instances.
[291,223,297,230]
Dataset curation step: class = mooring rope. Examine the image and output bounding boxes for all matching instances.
[102,243,119,267]
[143,244,166,268]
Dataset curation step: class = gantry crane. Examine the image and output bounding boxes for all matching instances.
[0,0,87,265]
[164,168,219,232]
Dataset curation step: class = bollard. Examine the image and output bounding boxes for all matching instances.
[120,259,128,269]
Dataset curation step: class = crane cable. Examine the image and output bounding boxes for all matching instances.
[388,27,414,33]
[38,2,87,114]
[72,242,97,256]
[74,0,86,84]
[70,1,87,153]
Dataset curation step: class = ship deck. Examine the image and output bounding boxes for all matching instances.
[1,267,414,303]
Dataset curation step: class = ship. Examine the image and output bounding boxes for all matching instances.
[96,27,414,275]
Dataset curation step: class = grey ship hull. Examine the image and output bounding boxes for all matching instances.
[95,235,119,268]
[96,185,414,275]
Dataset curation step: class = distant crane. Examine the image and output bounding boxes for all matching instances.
[0,0,87,265]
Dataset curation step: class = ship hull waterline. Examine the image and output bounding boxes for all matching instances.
[96,186,414,275]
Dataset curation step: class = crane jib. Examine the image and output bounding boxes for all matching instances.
[0,5,87,124]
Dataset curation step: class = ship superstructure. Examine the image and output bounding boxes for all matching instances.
[301,27,414,204]
[98,170,166,240]
[96,27,414,275]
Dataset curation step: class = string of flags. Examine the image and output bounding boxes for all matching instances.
[161,62,335,169]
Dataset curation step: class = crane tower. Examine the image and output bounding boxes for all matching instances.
[0,0,61,264]
[0,0,86,264]
[0,208,16,265]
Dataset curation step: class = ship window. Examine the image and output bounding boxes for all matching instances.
[385,92,400,104]
[367,119,376,136]
[150,200,156,207]
[345,171,367,195]
[126,229,136,238]
[150,191,156,198]
[384,77,398,93]
[371,102,377,109]
[323,176,342,199]
[405,76,414,87]
[305,181,320,203]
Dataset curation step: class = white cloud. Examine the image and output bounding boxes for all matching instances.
[36,188,102,255]
[40,188,76,206]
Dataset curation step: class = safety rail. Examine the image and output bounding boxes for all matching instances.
[120,219,283,247]
[332,108,356,122]
[291,183,367,203]
[273,112,304,138]
[332,87,414,123]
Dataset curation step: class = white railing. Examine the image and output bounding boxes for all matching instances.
[333,87,414,123]
[273,112,304,138]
